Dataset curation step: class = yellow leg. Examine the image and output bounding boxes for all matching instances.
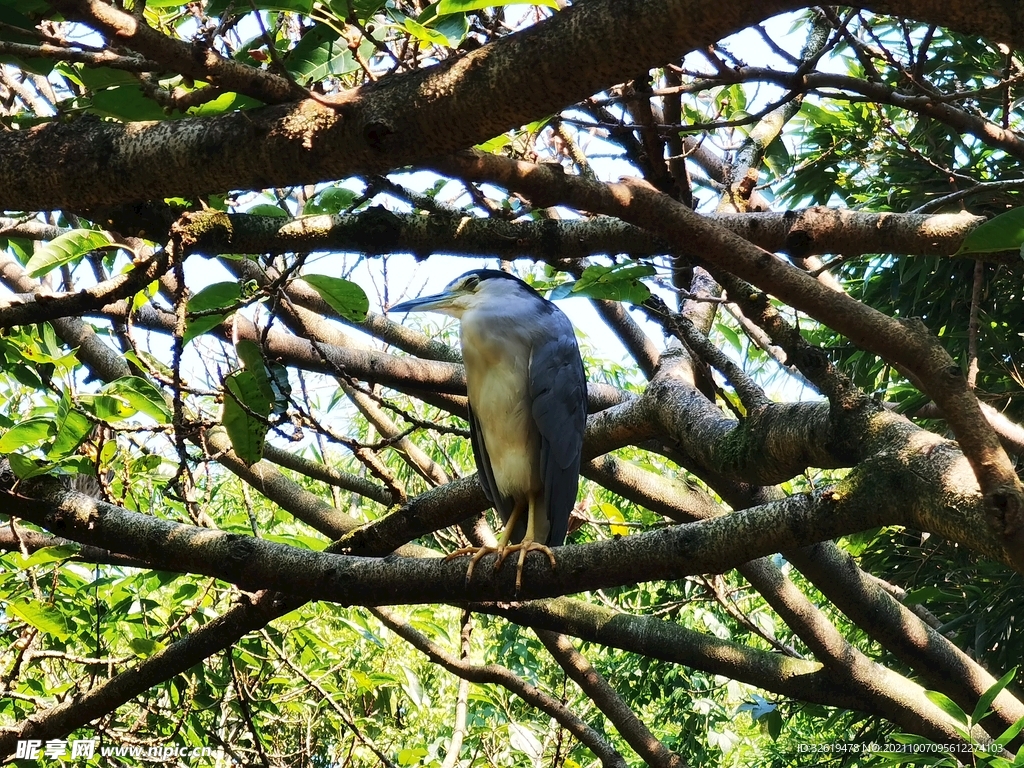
[446,496,557,591]
[445,501,525,582]
[494,492,556,592]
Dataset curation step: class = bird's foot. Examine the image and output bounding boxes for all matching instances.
[496,541,557,592]
[445,542,556,591]
[445,545,500,584]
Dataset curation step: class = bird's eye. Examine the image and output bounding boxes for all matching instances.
[464,276,480,290]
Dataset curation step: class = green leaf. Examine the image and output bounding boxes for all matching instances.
[972,666,1018,725]
[302,274,369,321]
[431,13,469,46]
[902,585,949,604]
[134,454,164,473]
[90,84,172,121]
[303,186,358,215]
[235,339,277,403]
[800,101,843,127]
[189,282,243,313]
[284,24,359,85]
[715,322,742,353]
[267,361,292,416]
[924,690,969,726]
[397,747,428,766]
[400,666,425,707]
[995,713,1024,748]
[49,404,93,459]
[131,279,159,311]
[437,0,557,13]
[188,91,262,116]
[6,453,47,479]
[24,229,115,278]
[103,377,172,424]
[0,417,56,452]
[184,281,242,344]
[476,113,552,154]
[87,393,136,422]
[957,208,1024,255]
[235,338,264,373]
[129,637,166,658]
[303,185,358,215]
[596,502,628,537]
[550,263,655,304]
[403,17,450,47]
[173,582,199,601]
[763,136,792,178]
[246,203,290,218]
[99,440,117,465]
[17,544,81,568]
[765,708,783,741]
[6,599,70,640]
[222,370,272,464]
[476,132,512,152]
[59,62,135,91]
[508,722,543,762]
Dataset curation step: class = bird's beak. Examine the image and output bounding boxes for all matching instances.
[387,290,458,314]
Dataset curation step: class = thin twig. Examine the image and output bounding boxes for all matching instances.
[966,260,984,389]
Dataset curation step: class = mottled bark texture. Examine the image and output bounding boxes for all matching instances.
[160,207,992,264]
[0,438,1004,607]
[2,0,1023,213]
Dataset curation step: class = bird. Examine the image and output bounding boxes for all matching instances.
[388,269,587,590]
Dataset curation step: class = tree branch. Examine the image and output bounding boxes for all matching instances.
[2,450,1007,607]
[4,0,1023,211]
[373,608,628,767]
[534,629,686,768]
[431,150,1024,556]
[47,0,301,104]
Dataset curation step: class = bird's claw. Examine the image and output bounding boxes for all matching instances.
[445,545,497,584]
[498,541,557,592]
[446,542,557,591]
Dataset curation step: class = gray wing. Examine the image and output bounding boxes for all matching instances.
[529,309,586,547]
[467,402,515,527]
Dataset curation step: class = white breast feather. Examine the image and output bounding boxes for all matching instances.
[461,317,541,498]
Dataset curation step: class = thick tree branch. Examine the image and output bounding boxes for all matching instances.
[432,151,1024,557]
[46,0,301,104]
[3,444,1008,607]
[0,41,160,71]
[499,597,967,745]
[0,526,150,569]
[0,250,170,329]
[4,0,1023,212]
[116,200,998,265]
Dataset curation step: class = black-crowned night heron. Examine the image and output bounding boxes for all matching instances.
[389,269,587,589]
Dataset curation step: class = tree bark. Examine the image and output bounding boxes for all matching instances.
[2,0,1022,213]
